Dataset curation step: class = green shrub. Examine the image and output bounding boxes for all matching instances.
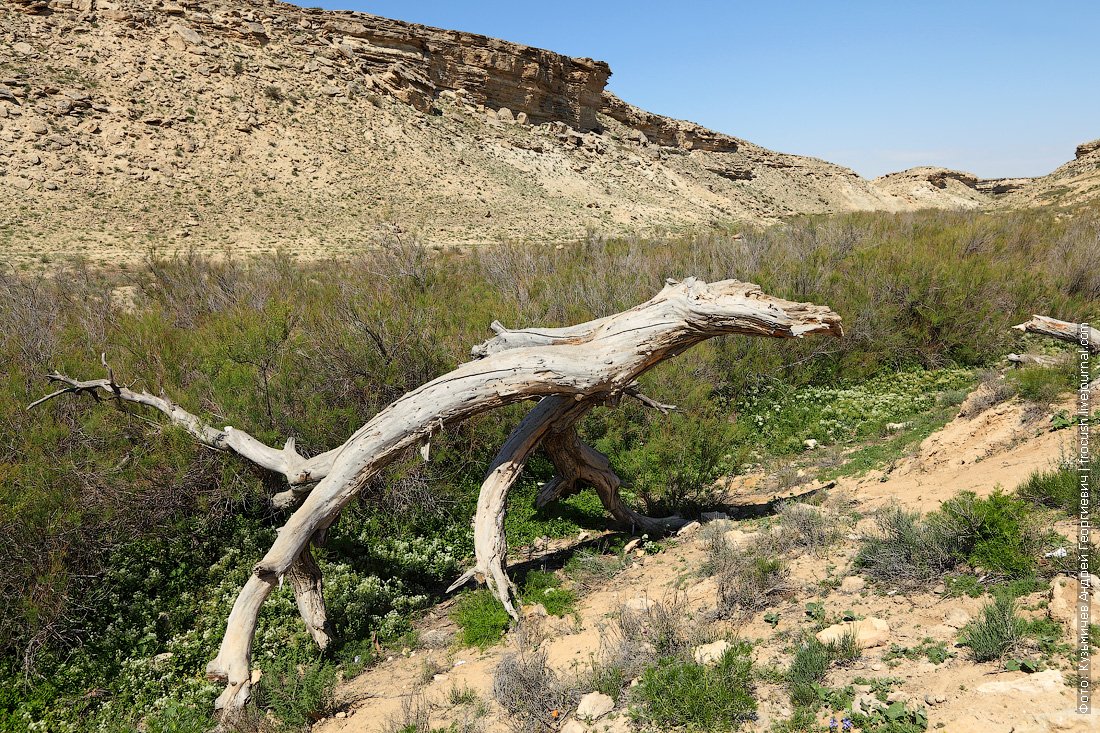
[520,570,576,617]
[452,590,510,648]
[253,656,338,730]
[857,491,1043,589]
[937,491,1040,577]
[1017,458,1095,515]
[632,646,756,731]
[959,594,1025,662]
[1006,366,1075,405]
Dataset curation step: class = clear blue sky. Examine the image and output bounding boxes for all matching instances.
[313,1,1098,179]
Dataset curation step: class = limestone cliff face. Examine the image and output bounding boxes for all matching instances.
[13,0,612,130]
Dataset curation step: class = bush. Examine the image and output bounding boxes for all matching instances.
[1006,365,1075,405]
[937,491,1041,577]
[253,656,338,730]
[492,650,572,733]
[520,570,576,617]
[856,492,1043,589]
[632,646,756,731]
[452,590,510,648]
[959,594,1025,662]
[1017,458,1095,515]
[854,508,956,589]
[778,502,841,553]
[703,525,791,618]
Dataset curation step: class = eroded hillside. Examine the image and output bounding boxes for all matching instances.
[0,0,947,264]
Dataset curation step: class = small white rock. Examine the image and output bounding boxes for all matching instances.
[575,691,615,721]
[692,640,732,665]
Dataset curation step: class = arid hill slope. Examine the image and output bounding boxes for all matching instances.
[0,0,1096,264]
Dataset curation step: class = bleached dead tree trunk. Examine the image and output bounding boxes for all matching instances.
[1013,315,1100,354]
[32,278,841,721]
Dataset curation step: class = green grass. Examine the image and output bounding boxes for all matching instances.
[451,590,511,648]
[1017,458,1096,515]
[632,646,756,731]
[519,570,577,617]
[787,633,858,709]
[959,594,1025,662]
[1005,365,1076,404]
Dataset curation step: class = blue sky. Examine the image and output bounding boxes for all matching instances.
[313,1,1098,179]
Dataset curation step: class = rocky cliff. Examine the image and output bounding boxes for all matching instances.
[0,0,1095,266]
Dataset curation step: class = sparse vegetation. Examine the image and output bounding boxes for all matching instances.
[959,594,1025,662]
[1017,457,1095,514]
[632,646,756,731]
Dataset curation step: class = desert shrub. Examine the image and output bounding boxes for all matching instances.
[936,491,1042,577]
[854,509,956,588]
[856,492,1043,590]
[253,656,338,731]
[702,524,791,618]
[520,570,576,617]
[959,595,1025,662]
[778,502,842,552]
[452,590,511,649]
[1017,458,1095,515]
[615,595,695,658]
[632,645,756,731]
[1006,365,1076,405]
[563,547,626,590]
[492,650,572,733]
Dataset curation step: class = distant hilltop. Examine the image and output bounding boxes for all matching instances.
[1,0,1097,264]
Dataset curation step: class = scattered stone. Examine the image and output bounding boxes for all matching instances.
[943,608,971,629]
[692,640,731,664]
[622,538,641,553]
[886,691,910,703]
[839,575,866,593]
[575,691,614,721]
[885,422,911,432]
[8,177,32,190]
[516,111,528,125]
[497,107,514,122]
[976,669,1063,695]
[170,23,203,47]
[522,602,548,619]
[622,597,655,613]
[803,438,818,449]
[815,617,890,648]
[676,521,701,536]
[335,711,347,719]
[419,628,453,648]
[853,693,885,716]
[924,693,946,705]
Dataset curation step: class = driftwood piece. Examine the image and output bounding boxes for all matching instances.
[32,277,842,719]
[1013,315,1100,354]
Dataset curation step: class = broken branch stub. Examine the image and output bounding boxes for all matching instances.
[32,277,841,718]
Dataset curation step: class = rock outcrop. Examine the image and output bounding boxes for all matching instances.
[0,0,1097,265]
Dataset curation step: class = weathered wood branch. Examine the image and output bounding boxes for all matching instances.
[34,277,841,719]
[28,361,341,486]
[1013,315,1100,354]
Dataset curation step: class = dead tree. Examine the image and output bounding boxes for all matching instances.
[31,277,842,720]
[1013,315,1100,354]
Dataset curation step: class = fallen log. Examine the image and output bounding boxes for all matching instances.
[32,277,841,720]
[1013,315,1099,354]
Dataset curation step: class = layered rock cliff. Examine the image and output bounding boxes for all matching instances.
[0,0,1095,266]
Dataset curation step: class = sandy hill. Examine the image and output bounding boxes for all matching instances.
[0,0,1097,265]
